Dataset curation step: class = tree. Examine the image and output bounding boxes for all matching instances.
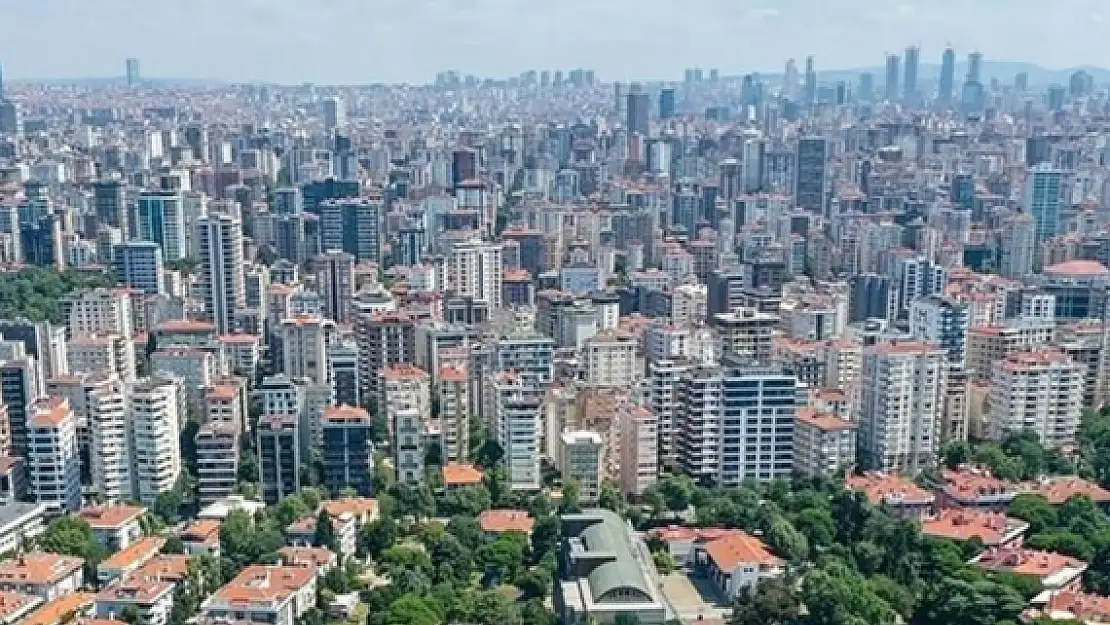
[915,577,1025,625]
[515,567,552,600]
[765,517,809,563]
[615,615,643,625]
[360,518,397,559]
[313,510,338,552]
[942,440,972,469]
[802,563,898,625]
[657,474,696,512]
[119,605,140,625]
[475,440,504,469]
[162,536,185,554]
[385,595,441,625]
[599,481,626,513]
[477,532,528,581]
[380,545,434,577]
[560,479,582,514]
[153,486,183,523]
[531,515,561,562]
[728,579,800,625]
[39,516,107,564]
[1008,494,1058,534]
[447,516,484,551]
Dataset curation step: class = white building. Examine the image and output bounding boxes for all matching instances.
[67,334,136,382]
[379,365,430,484]
[280,315,336,384]
[989,348,1082,448]
[446,238,503,308]
[583,330,637,388]
[27,398,81,513]
[127,377,183,507]
[859,340,946,473]
[63,288,134,338]
[793,408,857,478]
[196,212,247,335]
[88,377,131,503]
[195,422,239,506]
[203,566,316,625]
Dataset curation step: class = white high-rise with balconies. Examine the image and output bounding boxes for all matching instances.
[279,315,336,385]
[446,238,503,308]
[88,377,131,503]
[196,212,246,335]
[859,341,946,473]
[27,397,81,513]
[63,288,134,338]
[583,330,637,388]
[989,348,1082,448]
[127,377,183,506]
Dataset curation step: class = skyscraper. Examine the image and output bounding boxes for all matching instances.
[939,47,956,101]
[658,88,676,119]
[626,86,650,136]
[315,250,355,324]
[884,54,901,101]
[1023,164,1064,247]
[858,72,875,103]
[322,97,346,132]
[137,190,186,261]
[795,137,827,214]
[125,58,140,87]
[196,212,247,335]
[967,51,984,84]
[903,46,920,101]
[803,56,817,105]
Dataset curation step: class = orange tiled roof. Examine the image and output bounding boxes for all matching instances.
[20,593,94,625]
[182,519,221,545]
[78,505,145,529]
[795,408,856,431]
[942,468,1015,500]
[478,509,534,534]
[278,547,336,569]
[95,576,173,604]
[1027,477,1110,505]
[846,472,935,506]
[0,553,84,586]
[322,497,378,519]
[975,547,1088,579]
[135,555,191,583]
[100,537,165,571]
[210,566,314,605]
[702,532,782,571]
[921,509,1027,546]
[442,463,484,486]
[0,591,40,621]
[1043,591,1110,623]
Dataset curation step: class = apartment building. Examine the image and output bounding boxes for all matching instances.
[26,398,81,514]
[989,348,1082,448]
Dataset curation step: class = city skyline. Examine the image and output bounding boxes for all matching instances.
[1,0,1109,83]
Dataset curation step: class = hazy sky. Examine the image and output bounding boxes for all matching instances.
[1,0,1107,83]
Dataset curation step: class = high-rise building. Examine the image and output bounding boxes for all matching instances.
[319,197,382,263]
[658,88,676,119]
[626,87,650,136]
[903,46,920,101]
[939,47,956,101]
[490,371,542,491]
[649,358,693,468]
[803,56,817,105]
[88,376,130,503]
[583,330,637,388]
[446,238,503,308]
[1,357,39,457]
[62,288,133,339]
[712,308,778,365]
[196,212,246,335]
[379,364,431,484]
[885,54,901,101]
[619,406,658,496]
[556,431,603,503]
[909,296,971,442]
[859,341,945,473]
[793,408,857,478]
[93,180,128,235]
[27,397,81,513]
[112,241,165,295]
[322,97,346,132]
[127,377,183,507]
[1023,165,1065,248]
[438,365,470,462]
[794,137,827,214]
[314,250,355,324]
[125,58,140,86]
[998,215,1036,279]
[327,341,360,408]
[357,312,417,406]
[196,422,239,506]
[858,72,875,103]
[137,191,186,261]
[989,348,1082,448]
[677,364,798,486]
[322,405,374,495]
[257,414,299,504]
[967,51,983,84]
[279,315,336,385]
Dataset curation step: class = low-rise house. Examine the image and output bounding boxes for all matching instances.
[973,548,1087,592]
[0,503,47,555]
[94,577,175,625]
[1027,590,1110,624]
[79,505,145,552]
[202,566,317,625]
[135,555,192,586]
[20,592,95,625]
[180,519,221,557]
[285,514,357,557]
[321,498,380,527]
[278,547,337,574]
[845,472,936,518]
[648,526,749,567]
[442,463,484,489]
[0,554,84,601]
[478,509,534,536]
[921,510,1029,547]
[695,531,784,599]
[0,591,42,624]
[939,468,1017,510]
[1024,477,1110,508]
[96,537,165,586]
[197,495,266,521]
